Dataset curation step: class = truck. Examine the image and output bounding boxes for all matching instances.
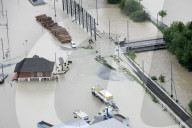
[73,109,90,123]
[37,121,53,128]
[91,86,113,105]
[103,106,130,126]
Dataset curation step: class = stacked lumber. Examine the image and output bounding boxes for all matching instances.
[35,14,72,44]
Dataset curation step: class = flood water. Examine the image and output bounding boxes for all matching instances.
[135,50,192,114]
[0,0,189,128]
[141,0,192,26]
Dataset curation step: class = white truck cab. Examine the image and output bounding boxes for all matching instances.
[73,109,90,123]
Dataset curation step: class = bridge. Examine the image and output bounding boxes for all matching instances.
[120,38,166,53]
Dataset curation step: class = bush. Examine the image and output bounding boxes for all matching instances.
[123,0,141,15]
[189,100,192,112]
[120,0,149,22]
[119,0,126,9]
[151,76,157,80]
[159,74,165,83]
[126,51,136,61]
[151,95,158,103]
[107,0,121,4]
[130,10,150,22]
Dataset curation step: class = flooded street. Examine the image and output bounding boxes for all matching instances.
[135,50,192,114]
[0,0,189,128]
[0,0,67,62]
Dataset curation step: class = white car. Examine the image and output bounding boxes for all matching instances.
[70,41,77,48]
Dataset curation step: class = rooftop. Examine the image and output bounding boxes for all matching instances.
[14,55,54,73]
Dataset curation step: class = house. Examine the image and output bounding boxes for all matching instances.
[14,55,54,82]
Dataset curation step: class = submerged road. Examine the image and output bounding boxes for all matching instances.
[122,55,192,128]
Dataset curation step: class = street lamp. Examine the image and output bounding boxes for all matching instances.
[1,38,5,59]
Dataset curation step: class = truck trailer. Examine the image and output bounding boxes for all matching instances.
[91,86,113,105]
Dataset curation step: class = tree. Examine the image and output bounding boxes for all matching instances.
[163,21,192,71]
[130,10,149,22]
[107,0,121,4]
[189,100,192,112]
[120,0,126,9]
[123,0,141,15]
[158,10,167,24]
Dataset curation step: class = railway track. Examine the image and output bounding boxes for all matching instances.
[122,54,192,128]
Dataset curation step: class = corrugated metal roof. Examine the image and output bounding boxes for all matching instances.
[52,119,90,128]
[52,118,129,128]
[88,118,129,128]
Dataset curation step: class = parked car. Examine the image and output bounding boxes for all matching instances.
[70,41,77,48]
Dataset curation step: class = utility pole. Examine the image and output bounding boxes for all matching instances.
[118,36,120,62]
[1,0,3,16]
[127,21,129,52]
[1,63,4,79]
[55,52,57,73]
[109,20,110,39]
[127,21,129,42]
[157,13,158,25]
[54,0,57,17]
[142,60,144,86]
[96,0,98,25]
[171,61,173,98]
[5,10,10,59]
[1,38,5,59]
[171,61,178,102]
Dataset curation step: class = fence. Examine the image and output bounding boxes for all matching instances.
[62,0,97,40]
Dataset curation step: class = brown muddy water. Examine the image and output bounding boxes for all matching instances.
[135,50,192,114]
[141,0,192,26]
